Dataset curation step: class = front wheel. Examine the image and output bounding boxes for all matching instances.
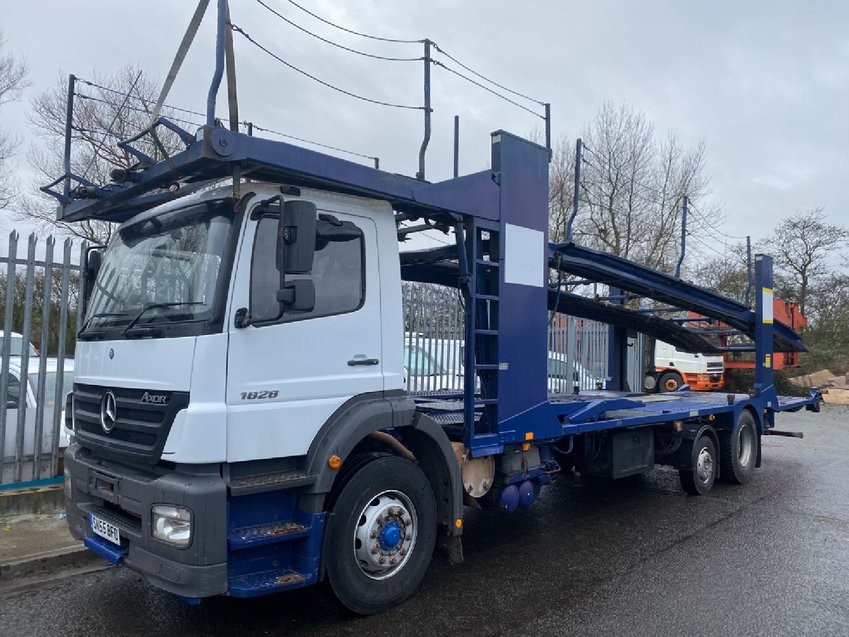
[325,455,437,614]
[719,410,758,484]
[679,434,717,495]
[659,371,684,392]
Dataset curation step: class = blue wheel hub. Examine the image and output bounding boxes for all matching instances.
[354,490,418,580]
[379,520,402,550]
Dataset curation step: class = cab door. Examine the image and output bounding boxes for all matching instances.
[226,201,383,462]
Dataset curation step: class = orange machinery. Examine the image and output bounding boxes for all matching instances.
[724,300,806,371]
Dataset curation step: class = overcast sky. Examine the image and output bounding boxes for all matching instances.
[1,0,847,259]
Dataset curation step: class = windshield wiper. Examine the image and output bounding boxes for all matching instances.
[79,311,129,335]
[121,302,205,336]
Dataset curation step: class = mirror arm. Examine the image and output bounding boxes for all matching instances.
[276,287,295,305]
[234,307,252,329]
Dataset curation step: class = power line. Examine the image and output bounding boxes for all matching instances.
[77,77,210,121]
[255,0,421,62]
[580,160,686,208]
[230,23,426,110]
[75,93,379,169]
[272,3,547,120]
[689,217,744,246]
[81,71,143,181]
[579,188,677,234]
[430,42,545,106]
[75,93,206,130]
[246,122,378,164]
[687,201,749,241]
[431,59,543,119]
[687,231,733,260]
[284,0,423,44]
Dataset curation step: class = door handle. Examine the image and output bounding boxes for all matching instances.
[348,357,380,366]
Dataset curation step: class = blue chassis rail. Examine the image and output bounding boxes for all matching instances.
[414,388,821,448]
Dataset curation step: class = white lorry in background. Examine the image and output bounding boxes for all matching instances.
[648,339,724,392]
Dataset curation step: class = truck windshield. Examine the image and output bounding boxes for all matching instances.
[82,199,234,334]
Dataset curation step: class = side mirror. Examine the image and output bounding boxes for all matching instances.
[82,247,103,317]
[277,200,317,275]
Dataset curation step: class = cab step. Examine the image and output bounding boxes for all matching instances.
[228,471,315,496]
[227,522,310,550]
[228,569,311,597]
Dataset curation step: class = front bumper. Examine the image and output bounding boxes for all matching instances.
[65,444,228,597]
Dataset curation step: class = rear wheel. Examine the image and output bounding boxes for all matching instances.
[679,434,717,495]
[719,410,758,484]
[659,371,684,392]
[325,455,437,614]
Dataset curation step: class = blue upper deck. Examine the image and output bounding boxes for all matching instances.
[42,48,817,458]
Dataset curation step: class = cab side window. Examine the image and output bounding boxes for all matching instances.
[250,214,365,323]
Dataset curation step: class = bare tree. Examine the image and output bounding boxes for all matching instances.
[555,102,718,273]
[547,135,576,245]
[0,32,29,209]
[691,245,750,303]
[759,208,849,317]
[20,65,185,244]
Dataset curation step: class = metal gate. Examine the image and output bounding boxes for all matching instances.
[0,231,84,487]
[401,282,644,394]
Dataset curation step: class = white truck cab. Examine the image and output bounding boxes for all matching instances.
[73,185,404,465]
[651,339,725,392]
[65,183,454,612]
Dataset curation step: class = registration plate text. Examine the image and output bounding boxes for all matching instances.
[90,514,121,546]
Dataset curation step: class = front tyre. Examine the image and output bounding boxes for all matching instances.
[325,455,437,614]
[659,371,684,392]
[679,434,717,495]
[719,410,758,484]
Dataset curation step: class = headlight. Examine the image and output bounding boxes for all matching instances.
[151,505,192,547]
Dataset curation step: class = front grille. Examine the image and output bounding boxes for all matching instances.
[706,363,724,372]
[74,384,189,464]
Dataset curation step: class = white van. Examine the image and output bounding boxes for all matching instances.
[2,358,75,464]
[0,330,38,357]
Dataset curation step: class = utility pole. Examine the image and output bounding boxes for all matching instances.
[675,195,688,278]
[745,235,753,306]
[453,115,460,178]
[565,138,582,243]
[417,39,432,181]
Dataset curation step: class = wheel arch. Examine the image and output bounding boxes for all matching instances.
[303,392,462,536]
[671,422,719,471]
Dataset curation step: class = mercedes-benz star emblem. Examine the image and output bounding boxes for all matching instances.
[100,391,117,433]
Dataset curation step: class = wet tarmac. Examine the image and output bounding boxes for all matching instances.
[1,406,847,636]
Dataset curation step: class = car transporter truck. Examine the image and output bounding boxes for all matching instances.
[45,0,821,614]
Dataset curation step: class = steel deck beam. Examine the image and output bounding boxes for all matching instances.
[549,242,806,352]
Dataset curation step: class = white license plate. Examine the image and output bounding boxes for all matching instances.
[90,513,121,546]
